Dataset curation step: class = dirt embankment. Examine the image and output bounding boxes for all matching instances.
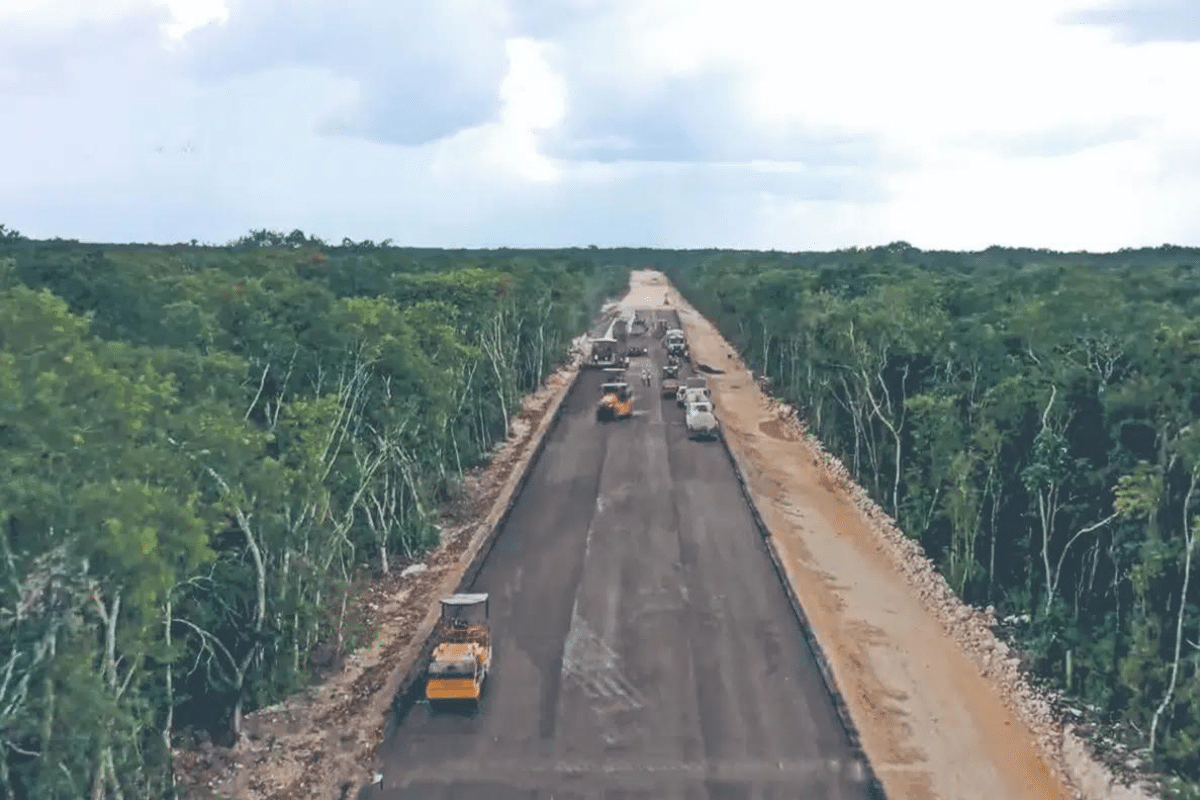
[655,270,1158,800]
[172,306,621,800]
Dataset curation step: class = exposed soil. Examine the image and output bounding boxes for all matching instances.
[171,316,619,800]
[172,271,1162,800]
[656,272,1160,800]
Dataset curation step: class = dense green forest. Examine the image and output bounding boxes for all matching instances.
[665,242,1200,797]
[0,227,629,799]
[6,226,1200,798]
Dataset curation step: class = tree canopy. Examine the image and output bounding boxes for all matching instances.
[0,229,628,799]
[665,243,1200,796]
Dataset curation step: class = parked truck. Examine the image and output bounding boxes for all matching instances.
[685,400,719,440]
[677,378,711,408]
[664,329,687,358]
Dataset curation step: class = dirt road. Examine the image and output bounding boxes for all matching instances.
[367,308,877,798]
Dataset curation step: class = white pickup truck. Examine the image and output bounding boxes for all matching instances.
[685,400,719,440]
[676,377,711,408]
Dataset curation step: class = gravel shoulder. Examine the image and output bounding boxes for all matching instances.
[655,268,1155,800]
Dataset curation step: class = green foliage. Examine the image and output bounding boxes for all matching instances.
[0,231,629,798]
[664,243,1200,791]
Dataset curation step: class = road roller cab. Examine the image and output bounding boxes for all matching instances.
[425,594,491,705]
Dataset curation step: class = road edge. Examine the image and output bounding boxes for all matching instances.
[345,340,591,798]
[714,425,890,799]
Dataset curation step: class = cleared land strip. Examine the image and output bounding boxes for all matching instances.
[664,270,1080,800]
[369,300,875,798]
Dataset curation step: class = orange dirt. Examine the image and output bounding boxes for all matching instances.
[649,269,1087,800]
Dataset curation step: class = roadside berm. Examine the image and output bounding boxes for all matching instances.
[658,268,1157,800]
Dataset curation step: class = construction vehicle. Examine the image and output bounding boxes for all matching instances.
[612,318,629,343]
[685,400,719,440]
[664,329,687,358]
[585,337,620,369]
[677,378,710,408]
[597,381,634,421]
[425,593,491,706]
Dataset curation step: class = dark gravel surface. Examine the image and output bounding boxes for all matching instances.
[366,309,872,800]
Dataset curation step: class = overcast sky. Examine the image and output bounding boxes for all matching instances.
[1,0,1198,251]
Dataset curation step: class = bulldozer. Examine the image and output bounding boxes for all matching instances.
[424,594,492,706]
[596,381,634,421]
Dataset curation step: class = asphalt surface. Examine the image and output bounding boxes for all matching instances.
[366,309,873,799]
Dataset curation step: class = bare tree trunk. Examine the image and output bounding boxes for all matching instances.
[1149,465,1199,754]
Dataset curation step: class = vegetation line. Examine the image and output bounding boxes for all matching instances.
[665,243,1200,798]
[0,227,629,799]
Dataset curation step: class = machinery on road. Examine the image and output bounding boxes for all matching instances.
[677,378,711,408]
[612,318,629,343]
[425,594,492,706]
[585,337,620,369]
[596,381,634,421]
[664,328,687,358]
[685,400,719,440]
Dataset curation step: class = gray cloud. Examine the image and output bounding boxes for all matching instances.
[1064,1,1200,43]
[181,0,513,146]
[510,3,884,171]
[0,8,170,96]
[540,68,878,167]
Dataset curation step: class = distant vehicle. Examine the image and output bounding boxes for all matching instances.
[597,381,634,421]
[685,401,719,440]
[679,387,709,408]
[664,328,687,358]
[682,377,711,405]
[425,594,492,707]
[585,337,620,369]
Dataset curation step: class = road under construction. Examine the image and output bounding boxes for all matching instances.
[365,307,880,799]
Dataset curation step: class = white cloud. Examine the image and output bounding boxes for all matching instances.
[0,0,1199,249]
[160,0,228,42]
